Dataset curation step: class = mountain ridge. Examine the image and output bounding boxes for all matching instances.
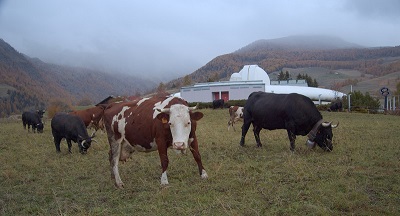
[166,35,400,96]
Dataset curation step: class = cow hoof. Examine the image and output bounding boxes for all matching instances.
[239,142,245,147]
[257,144,262,148]
[115,182,124,189]
[201,170,208,179]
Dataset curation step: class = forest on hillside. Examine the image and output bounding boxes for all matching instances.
[0,38,156,117]
[167,46,400,90]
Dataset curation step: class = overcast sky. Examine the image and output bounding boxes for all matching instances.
[0,0,399,81]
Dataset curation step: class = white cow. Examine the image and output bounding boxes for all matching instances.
[228,106,244,131]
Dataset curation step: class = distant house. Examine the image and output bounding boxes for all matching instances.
[178,65,345,104]
[181,80,264,102]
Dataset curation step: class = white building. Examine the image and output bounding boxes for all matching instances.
[179,65,345,103]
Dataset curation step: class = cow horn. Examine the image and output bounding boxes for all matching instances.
[158,108,170,113]
[189,103,199,111]
[331,122,339,128]
[322,122,332,127]
[91,138,97,143]
[80,140,86,148]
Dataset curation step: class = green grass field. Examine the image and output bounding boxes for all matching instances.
[1,110,399,215]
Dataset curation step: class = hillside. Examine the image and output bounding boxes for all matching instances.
[166,35,400,97]
[0,38,156,117]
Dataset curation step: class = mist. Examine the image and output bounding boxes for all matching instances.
[1,0,399,82]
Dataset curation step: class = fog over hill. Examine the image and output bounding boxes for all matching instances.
[236,35,364,53]
[0,38,156,116]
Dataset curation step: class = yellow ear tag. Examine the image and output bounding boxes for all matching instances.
[162,118,168,124]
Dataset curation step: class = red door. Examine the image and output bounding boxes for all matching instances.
[221,91,229,101]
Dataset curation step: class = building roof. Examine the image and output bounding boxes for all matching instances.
[229,65,271,84]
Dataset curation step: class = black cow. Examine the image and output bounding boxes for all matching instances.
[240,92,338,151]
[36,109,46,118]
[212,99,224,109]
[328,100,343,112]
[51,113,96,154]
[22,111,44,133]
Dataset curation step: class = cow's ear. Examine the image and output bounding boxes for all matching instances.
[190,112,203,121]
[156,112,169,123]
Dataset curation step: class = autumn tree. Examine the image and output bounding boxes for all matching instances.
[183,75,192,86]
[47,98,73,118]
[157,82,166,94]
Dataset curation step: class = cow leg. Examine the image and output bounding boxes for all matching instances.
[189,138,208,180]
[253,125,262,147]
[54,137,62,153]
[240,119,252,146]
[108,138,124,188]
[23,122,26,130]
[156,139,170,185]
[66,139,73,153]
[287,130,296,151]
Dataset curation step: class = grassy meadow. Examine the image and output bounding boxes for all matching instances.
[1,109,399,215]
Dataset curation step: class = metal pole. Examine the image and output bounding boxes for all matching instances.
[348,94,351,112]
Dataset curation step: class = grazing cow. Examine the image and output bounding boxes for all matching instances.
[51,113,96,154]
[70,105,105,131]
[103,95,207,188]
[240,92,338,151]
[212,99,224,109]
[328,100,343,112]
[22,111,44,133]
[228,106,244,131]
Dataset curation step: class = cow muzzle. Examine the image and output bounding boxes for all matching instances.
[173,142,187,150]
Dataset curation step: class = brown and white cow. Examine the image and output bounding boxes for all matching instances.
[70,105,105,131]
[103,95,207,188]
[228,106,244,131]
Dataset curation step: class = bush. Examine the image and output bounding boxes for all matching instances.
[47,99,73,118]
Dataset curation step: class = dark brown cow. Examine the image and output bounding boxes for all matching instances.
[103,95,207,188]
[70,105,105,131]
[228,106,244,131]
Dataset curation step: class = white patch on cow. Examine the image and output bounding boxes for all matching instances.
[137,97,149,106]
[149,139,158,150]
[201,169,208,179]
[161,171,169,185]
[111,106,130,138]
[152,96,176,119]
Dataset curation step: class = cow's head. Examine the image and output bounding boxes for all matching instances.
[36,122,44,133]
[78,131,97,154]
[36,109,45,118]
[308,121,339,151]
[157,104,203,151]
